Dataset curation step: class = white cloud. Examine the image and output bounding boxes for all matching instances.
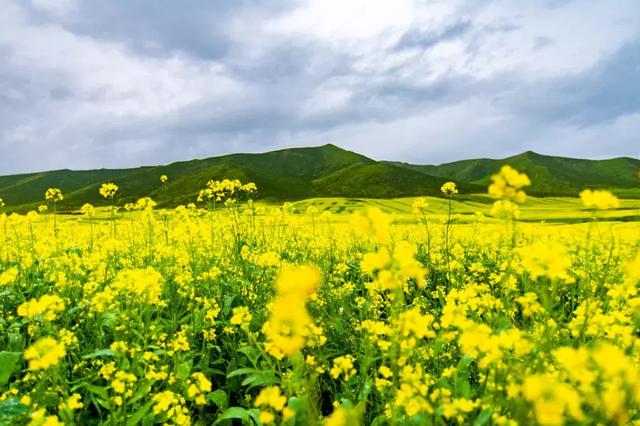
[0,0,638,174]
[267,0,414,44]
[30,0,77,17]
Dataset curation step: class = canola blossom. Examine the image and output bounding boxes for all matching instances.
[0,170,639,425]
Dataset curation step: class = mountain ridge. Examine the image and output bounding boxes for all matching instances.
[0,144,638,211]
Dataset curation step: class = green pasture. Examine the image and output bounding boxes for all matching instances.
[44,195,640,225]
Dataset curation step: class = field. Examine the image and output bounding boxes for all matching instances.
[1,175,640,425]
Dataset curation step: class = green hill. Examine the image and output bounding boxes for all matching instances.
[1,145,638,211]
[388,151,640,197]
[0,144,480,211]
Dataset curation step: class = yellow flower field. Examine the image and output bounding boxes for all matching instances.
[1,170,640,425]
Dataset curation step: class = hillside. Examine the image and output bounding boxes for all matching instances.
[0,144,481,211]
[388,151,640,197]
[1,145,638,211]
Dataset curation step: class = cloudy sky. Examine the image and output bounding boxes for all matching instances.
[1,0,639,174]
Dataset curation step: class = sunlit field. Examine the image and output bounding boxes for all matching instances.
[1,169,640,425]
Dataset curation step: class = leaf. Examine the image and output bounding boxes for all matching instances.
[0,398,28,419]
[226,367,255,379]
[222,295,236,316]
[237,346,260,361]
[0,352,21,385]
[82,349,116,359]
[454,355,473,398]
[129,383,152,404]
[473,408,494,426]
[208,389,228,410]
[370,415,387,426]
[248,408,262,425]
[214,407,249,425]
[241,373,277,389]
[126,400,154,426]
[84,383,109,400]
[176,361,192,380]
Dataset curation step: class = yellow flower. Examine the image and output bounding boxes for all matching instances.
[59,393,83,411]
[0,267,18,286]
[160,175,168,183]
[152,390,191,425]
[441,181,458,196]
[24,337,66,370]
[230,306,253,327]
[28,409,63,426]
[17,294,65,321]
[361,248,390,275]
[187,372,212,405]
[44,188,63,202]
[324,406,348,426]
[626,252,640,283]
[396,308,435,339]
[488,165,530,202]
[330,355,356,381]
[99,182,119,199]
[523,374,583,425]
[351,207,391,245]
[135,197,157,211]
[579,189,619,210]
[412,197,429,213]
[263,265,321,359]
[258,411,275,424]
[490,199,520,219]
[254,386,286,411]
[518,241,572,282]
[111,267,163,305]
[80,203,96,217]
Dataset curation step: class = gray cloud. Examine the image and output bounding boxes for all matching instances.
[0,0,639,175]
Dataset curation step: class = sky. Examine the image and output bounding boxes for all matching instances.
[1,0,639,175]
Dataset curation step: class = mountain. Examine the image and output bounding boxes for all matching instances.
[388,150,640,198]
[0,144,481,211]
[1,145,638,211]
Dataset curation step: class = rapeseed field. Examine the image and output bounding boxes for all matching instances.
[1,167,639,425]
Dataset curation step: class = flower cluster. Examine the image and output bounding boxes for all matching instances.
[17,294,65,321]
[262,265,321,359]
[440,181,458,196]
[24,337,66,371]
[99,182,119,199]
[44,188,63,202]
[580,189,620,210]
[197,179,257,203]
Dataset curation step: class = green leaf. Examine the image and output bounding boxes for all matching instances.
[129,383,152,405]
[473,408,494,426]
[214,407,249,425]
[222,295,236,316]
[0,352,21,385]
[126,400,154,426]
[227,367,255,379]
[248,408,263,426]
[454,355,473,398]
[241,373,277,389]
[0,398,28,419]
[370,415,387,426]
[208,389,228,410]
[176,361,192,380]
[237,346,260,361]
[84,383,109,400]
[82,349,116,359]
